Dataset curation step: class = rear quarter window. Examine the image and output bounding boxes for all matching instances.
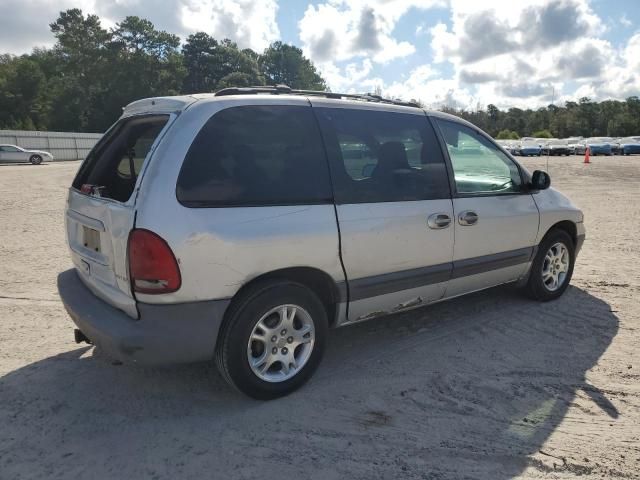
[176,105,332,207]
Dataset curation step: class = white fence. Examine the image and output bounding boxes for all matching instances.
[0,130,102,161]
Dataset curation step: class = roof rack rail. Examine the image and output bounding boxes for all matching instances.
[214,84,420,108]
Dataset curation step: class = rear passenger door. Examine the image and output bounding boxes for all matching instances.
[314,103,453,323]
[432,117,539,297]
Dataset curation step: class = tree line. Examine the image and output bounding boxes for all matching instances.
[0,9,326,132]
[2,9,639,138]
[441,97,640,139]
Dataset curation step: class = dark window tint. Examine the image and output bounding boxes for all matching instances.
[177,105,332,207]
[316,108,450,203]
[72,115,169,202]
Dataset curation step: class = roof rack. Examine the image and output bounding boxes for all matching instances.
[213,84,420,108]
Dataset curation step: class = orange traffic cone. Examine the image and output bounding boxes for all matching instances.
[584,146,590,164]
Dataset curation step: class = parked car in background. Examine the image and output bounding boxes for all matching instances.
[495,139,517,155]
[519,142,542,156]
[608,138,622,155]
[619,137,640,155]
[57,87,585,399]
[566,137,583,155]
[584,138,613,156]
[0,144,53,164]
[574,142,587,155]
[506,142,519,155]
[542,139,570,156]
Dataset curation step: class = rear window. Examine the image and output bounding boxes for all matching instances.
[72,115,169,202]
[176,105,332,207]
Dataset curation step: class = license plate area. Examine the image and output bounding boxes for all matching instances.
[83,226,101,253]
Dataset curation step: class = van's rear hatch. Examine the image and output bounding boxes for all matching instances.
[65,101,189,318]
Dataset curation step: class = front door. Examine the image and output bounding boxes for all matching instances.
[432,117,539,297]
[313,103,454,323]
[0,146,24,162]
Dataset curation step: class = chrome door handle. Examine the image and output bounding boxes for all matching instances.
[427,213,452,229]
[458,211,479,226]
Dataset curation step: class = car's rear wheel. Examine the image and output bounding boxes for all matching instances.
[215,280,328,400]
[523,229,575,301]
[30,155,42,165]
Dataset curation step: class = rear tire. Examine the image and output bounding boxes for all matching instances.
[523,229,575,301]
[215,280,328,400]
[30,155,42,165]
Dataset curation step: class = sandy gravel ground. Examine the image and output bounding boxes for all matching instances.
[0,156,638,479]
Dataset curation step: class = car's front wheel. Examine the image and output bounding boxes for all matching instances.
[30,155,42,165]
[523,229,575,301]
[215,281,328,400]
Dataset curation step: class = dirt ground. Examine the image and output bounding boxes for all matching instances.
[0,156,638,479]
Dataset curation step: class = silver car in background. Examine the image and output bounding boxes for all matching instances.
[566,137,583,155]
[57,87,585,399]
[0,144,53,164]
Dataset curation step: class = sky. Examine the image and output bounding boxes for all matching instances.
[1,0,639,110]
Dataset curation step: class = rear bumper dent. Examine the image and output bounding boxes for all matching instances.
[57,269,229,366]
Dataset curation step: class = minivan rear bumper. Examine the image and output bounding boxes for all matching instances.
[57,269,229,366]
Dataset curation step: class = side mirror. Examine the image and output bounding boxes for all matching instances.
[530,170,551,190]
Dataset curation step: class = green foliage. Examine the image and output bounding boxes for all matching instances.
[260,42,326,90]
[533,129,553,138]
[496,129,520,140]
[445,98,640,138]
[0,9,328,132]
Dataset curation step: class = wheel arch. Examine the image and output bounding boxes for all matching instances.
[224,266,344,329]
[543,220,577,247]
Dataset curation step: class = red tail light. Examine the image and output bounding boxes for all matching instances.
[128,229,181,294]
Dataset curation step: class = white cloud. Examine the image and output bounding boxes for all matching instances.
[419,0,640,108]
[620,14,632,28]
[430,0,602,66]
[181,0,279,51]
[2,0,639,109]
[385,67,475,108]
[0,0,279,55]
[298,0,444,65]
[320,59,384,93]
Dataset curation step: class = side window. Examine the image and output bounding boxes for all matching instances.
[177,105,332,207]
[316,108,450,203]
[1,146,19,152]
[436,119,522,195]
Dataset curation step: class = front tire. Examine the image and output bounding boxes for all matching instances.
[30,155,42,165]
[215,281,328,400]
[523,229,575,301]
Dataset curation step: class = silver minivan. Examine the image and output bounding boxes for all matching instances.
[58,86,585,399]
